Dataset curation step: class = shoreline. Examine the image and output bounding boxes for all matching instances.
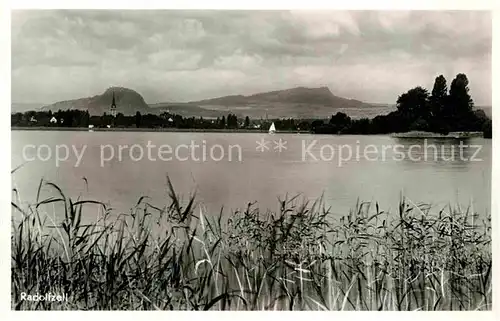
[391,130,484,139]
[11,126,304,134]
[11,126,490,138]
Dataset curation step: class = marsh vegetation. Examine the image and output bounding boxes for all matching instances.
[11,178,491,310]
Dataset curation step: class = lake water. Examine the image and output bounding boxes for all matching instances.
[11,131,491,221]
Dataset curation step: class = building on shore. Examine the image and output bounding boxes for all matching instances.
[110,92,117,118]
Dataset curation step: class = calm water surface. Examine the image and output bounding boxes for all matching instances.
[11,131,491,221]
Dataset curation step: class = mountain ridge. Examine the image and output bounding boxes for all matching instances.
[187,86,366,107]
[40,87,151,116]
[14,86,493,119]
[33,86,372,117]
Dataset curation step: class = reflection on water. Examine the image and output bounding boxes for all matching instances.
[11,131,491,222]
[392,137,491,170]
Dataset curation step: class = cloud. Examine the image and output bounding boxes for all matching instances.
[214,49,264,72]
[147,49,203,71]
[11,10,492,105]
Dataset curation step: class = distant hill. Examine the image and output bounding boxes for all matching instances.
[40,87,151,116]
[11,103,45,113]
[149,86,374,119]
[189,86,367,108]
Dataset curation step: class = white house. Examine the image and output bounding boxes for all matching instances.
[50,117,57,124]
[88,124,94,129]
[30,116,37,123]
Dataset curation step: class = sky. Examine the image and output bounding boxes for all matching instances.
[11,10,492,105]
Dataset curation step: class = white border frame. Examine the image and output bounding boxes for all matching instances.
[1,1,498,321]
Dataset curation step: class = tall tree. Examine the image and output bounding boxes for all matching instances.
[329,112,351,133]
[447,73,474,131]
[244,116,250,128]
[83,110,90,127]
[429,75,449,133]
[430,75,448,117]
[135,111,142,128]
[448,73,473,117]
[226,113,238,128]
[396,86,431,121]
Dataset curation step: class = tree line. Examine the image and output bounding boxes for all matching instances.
[11,109,268,130]
[11,109,314,131]
[313,73,492,138]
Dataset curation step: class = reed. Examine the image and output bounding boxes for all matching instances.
[11,178,491,310]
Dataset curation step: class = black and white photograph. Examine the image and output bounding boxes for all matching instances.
[9,8,493,311]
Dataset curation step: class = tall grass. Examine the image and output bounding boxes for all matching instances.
[11,178,491,310]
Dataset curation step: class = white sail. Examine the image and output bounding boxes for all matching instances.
[269,122,276,134]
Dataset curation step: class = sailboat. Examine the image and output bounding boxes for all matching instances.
[268,122,276,134]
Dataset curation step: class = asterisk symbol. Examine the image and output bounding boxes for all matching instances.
[256,138,270,152]
[273,139,287,152]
